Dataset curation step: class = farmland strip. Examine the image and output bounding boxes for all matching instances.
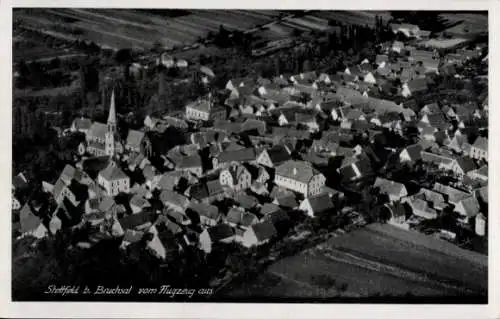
[73,9,159,31]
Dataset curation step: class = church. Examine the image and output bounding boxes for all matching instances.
[86,90,123,157]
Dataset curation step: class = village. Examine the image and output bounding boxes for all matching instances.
[11,20,488,295]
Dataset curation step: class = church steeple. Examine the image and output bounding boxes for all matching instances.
[107,89,117,127]
[105,89,118,157]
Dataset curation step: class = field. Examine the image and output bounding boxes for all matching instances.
[13,9,392,59]
[13,9,285,51]
[440,12,488,37]
[225,224,487,301]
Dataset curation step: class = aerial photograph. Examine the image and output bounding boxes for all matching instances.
[11,9,488,303]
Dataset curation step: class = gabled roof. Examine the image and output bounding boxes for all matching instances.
[218,148,256,164]
[160,190,189,209]
[455,156,476,173]
[263,145,292,166]
[118,210,155,231]
[130,194,151,209]
[98,196,116,212]
[99,161,128,181]
[186,99,211,113]
[457,196,480,217]
[234,192,259,209]
[188,202,220,220]
[475,186,488,204]
[250,221,277,242]
[260,203,282,216]
[126,130,145,149]
[72,117,93,130]
[433,183,470,203]
[157,172,182,191]
[178,154,202,169]
[472,137,488,151]
[20,204,43,234]
[155,215,183,235]
[53,178,66,199]
[122,229,144,244]
[275,160,322,184]
[273,194,298,209]
[305,193,334,213]
[406,78,428,92]
[60,164,76,185]
[374,178,406,197]
[206,224,234,242]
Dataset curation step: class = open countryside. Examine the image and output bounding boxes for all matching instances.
[226,224,486,301]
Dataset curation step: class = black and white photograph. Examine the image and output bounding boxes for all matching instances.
[8,3,491,313]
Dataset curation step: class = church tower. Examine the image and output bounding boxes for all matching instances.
[105,90,117,156]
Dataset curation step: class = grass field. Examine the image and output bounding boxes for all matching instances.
[14,9,284,51]
[225,224,487,300]
[14,9,393,57]
[440,12,488,37]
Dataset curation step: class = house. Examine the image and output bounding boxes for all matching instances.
[448,156,476,177]
[467,165,488,182]
[185,99,226,122]
[146,225,180,261]
[97,161,130,196]
[120,229,145,249]
[390,23,420,38]
[226,77,256,91]
[118,210,156,232]
[128,152,150,171]
[454,196,480,224]
[19,204,48,239]
[160,189,190,213]
[272,194,299,210]
[155,214,183,235]
[125,129,149,154]
[240,221,277,248]
[470,137,488,162]
[12,172,29,192]
[219,163,252,191]
[391,41,405,53]
[71,117,93,134]
[256,145,292,168]
[375,54,388,67]
[420,151,455,170]
[274,160,326,197]
[406,198,438,220]
[299,193,334,217]
[199,224,235,253]
[338,157,373,181]
[187,180,225,204]
[414,188,447,211]
[187,202,221,227]
[447,135,471,155]
[130,194,151,214]
[225,207,259,229]
[401,78,427,97]
[213,148,257,169]
[177,154,203,177]
[374,178,408,202]
[384,202,409,229]
[433,183,470,206]
[475,213,486,237]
